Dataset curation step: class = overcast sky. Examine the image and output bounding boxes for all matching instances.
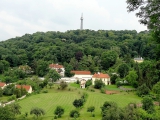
[0,0,147,41]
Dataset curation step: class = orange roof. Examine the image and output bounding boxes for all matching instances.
[71,71,91,75]
[0,82,6,87]
[92,73,110,78]
[49,64,64,68]
[16,85,31,91]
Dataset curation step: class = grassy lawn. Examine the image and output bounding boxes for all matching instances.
[17,84,141,120]
[105,85,121,91]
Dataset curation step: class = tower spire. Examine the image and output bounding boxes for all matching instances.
[80,13,83,30]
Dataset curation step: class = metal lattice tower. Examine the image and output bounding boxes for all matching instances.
[80,13,83,30]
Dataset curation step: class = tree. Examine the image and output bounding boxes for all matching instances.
[94,79,105,89]
[137,84,150,96]
[9,103,21,116]
[59,81,68,90]
[70,110,80,118]
[35,60,48,77]
[0,106,15,120]
[101,101,121,120]
[64,64,74,77]
[101,51,117,70]
[87,106,95,116]
[54,106,64,118]
[30,107,45,118]
[142,96,155,114]
[46,69,61,83]
[85,80,92,88]
[0,88,3,97]
[126,0,160,38]
[48,83,53,89]
[126,0,160,58]
[0,60,10,73]
[152,82,160,94]
[117,63,129,78]
[73,99,84,108]
[125,70,138,88]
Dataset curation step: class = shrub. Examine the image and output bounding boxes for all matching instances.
[101,87,106,94]
[42,90,48,93]
[94,79,105,89]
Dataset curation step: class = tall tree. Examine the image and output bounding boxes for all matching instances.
[101,51,117,70]
[46,69,61,83]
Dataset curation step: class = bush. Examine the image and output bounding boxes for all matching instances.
[42,90,48,93]
[70,110,80,118]
[85,80,92,87]
[101,87,106,94]
[8,95,16,101]
[94,79,105,89]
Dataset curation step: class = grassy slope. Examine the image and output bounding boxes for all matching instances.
[17,85,141,120]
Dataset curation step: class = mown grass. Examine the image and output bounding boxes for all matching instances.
[17,84,141,120]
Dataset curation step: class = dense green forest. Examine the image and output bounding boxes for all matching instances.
[0,29,160,90]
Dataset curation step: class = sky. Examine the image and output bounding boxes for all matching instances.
[0,0,147,41]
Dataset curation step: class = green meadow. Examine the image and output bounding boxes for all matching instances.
[17,85,141,120]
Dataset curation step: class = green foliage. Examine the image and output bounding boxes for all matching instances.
[54,106,64,118]
[0,87,3,97]
[137,84,150,97]
[46,69,61,83]
[94,79,105,89]
[59,81,68,90]
[142,96,155,114]
[152,82,160,94]
[101,51,117,70]
[85,80,92,88]
[0,106,15,120]
[101,101,121,120]
[70,110,80,118]
[117,63,129,78]
[3,84,15,96]
[30,107,45,118]
[9,103,21,116]
[125,70,138,88]
[73,98,84,108]
[0,60,10,73]
[87,106,95,116]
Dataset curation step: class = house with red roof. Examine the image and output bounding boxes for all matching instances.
[0,82,6,89]
[16,85,32,93]
[92,72,111,85]
[71,71,92,80]
[49,63,65,77]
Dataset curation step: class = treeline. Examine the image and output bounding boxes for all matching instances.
[0,29,160,90]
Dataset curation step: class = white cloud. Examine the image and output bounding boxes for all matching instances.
[0,0,147,41]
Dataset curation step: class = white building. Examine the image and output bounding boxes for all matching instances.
[49,63,65,77]
[134,57,144,63]
[92,72,111,85]
[71,71,92,81]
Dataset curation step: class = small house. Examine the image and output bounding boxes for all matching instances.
[49,63,65,77]
[0,82,6,89]
[16,85,32,93]
[92,72,111,85]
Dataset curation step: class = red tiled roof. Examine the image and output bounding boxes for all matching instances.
[49,64,64,68]
[0,82,6,87]
[92,73,110,78]
[16,85,31,91]
[71,71,91,75]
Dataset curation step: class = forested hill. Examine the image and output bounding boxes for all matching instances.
[0,29,157,74]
